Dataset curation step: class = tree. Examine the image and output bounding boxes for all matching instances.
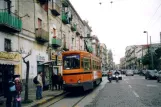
[20,49,32,103]
[142,47,161,70]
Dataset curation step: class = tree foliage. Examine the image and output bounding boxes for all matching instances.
[142,47,161,70]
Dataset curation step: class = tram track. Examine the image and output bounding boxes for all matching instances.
[43,91,90,107]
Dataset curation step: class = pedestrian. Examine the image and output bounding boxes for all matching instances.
[36,72,43,100]
[58,73,63,90]
[14,77,22,107]
[51,73,58,90]
[6,75,16,107]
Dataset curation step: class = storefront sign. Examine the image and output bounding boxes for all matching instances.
[37,55,45,62]
[0,52,17,59]
[57,55,62,66]
[51,55,56,60]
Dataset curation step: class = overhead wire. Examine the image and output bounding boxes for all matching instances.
[144,1,161,30]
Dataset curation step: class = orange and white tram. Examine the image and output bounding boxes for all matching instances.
[62,51,102,91]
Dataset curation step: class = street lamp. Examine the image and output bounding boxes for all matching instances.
[143,31,149,45]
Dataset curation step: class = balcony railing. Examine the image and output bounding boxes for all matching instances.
[62,0,68,7]
[62,12,69,24]
[52,38,61,48]
[38,0,48,4]
[35,28,49,43]
[76,29,80,35]
[49,2,60,16]
[71,24,76,31]
[0,10,22,33]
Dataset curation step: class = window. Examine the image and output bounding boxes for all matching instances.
[53,28,56,37]
[63,55,80,69]
[38,18,42,28]
[82,58,90,71]
[4,38,11,52]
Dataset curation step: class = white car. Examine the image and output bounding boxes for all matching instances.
[112,71,122,80]
[126,70,134,76]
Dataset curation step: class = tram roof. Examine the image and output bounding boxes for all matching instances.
[62,51,101,61]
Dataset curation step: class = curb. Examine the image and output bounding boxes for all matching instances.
[31,92,66,107]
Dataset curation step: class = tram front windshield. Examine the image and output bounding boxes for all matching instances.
[63,55,80,70]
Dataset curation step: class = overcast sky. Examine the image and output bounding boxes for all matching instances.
[69,0,161,64]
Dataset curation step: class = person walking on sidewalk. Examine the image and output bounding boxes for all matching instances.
[6,75,16,107]
[58,73,63,90]
[14,77,22,107]
[51,73,58,90]
[36,72,43,100]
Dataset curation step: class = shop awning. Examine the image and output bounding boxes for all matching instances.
[0,59,20,65]
[39,61,54,65]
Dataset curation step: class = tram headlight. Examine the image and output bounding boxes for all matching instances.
[78,80,81,83]
[63,81,66,84]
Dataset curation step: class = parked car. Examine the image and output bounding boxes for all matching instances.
[145,70,158,80]
[112,71,122,80]
[134,70,139,74]
[126,70,134,76]
[157,71,161,82]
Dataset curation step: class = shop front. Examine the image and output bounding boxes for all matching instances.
[37,55,49,90]
[0,52,21,97]
[51,52,62,75]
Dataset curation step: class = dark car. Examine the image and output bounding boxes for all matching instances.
[145,70,158,80]
[157,71,161,82]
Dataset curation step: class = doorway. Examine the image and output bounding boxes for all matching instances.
[0,65,14,97]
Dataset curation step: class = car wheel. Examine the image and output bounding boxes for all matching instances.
[157,78,160,82]
[145,76,147,79]
[120,77,122,80]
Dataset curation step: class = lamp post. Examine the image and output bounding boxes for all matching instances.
[143,31,149,45]
[143,31,150,69]
[150,36,154,69]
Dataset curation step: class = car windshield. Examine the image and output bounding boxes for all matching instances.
[63,55,80,70]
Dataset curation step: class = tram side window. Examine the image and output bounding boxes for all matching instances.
[83,58,90,70]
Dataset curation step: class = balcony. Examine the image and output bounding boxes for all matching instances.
[62,12,69,24]
[35,28,49,43]
[49,2,60,16]
[87,34,90,37]
[76,30,80,36]
[52,38,61,48]
[0,10,22,33]
[62,0,68,7]
[38,0,48,4]
[71,24,76,31]
[88,46,93,53]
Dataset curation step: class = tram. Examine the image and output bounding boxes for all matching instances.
[62,51,102,91]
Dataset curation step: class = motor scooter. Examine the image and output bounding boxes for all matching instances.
[108,76,112,83]
[115,74,119,82]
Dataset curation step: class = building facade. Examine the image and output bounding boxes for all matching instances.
[125,43,161,69]
[0,0,107,97]
[107,50,114,70]
[100,43,108,71]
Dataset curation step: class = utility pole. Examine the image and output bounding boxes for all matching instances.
[160,32,161,44]
[150,36,154,70]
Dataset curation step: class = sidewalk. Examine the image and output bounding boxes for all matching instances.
[0,89,64,107]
